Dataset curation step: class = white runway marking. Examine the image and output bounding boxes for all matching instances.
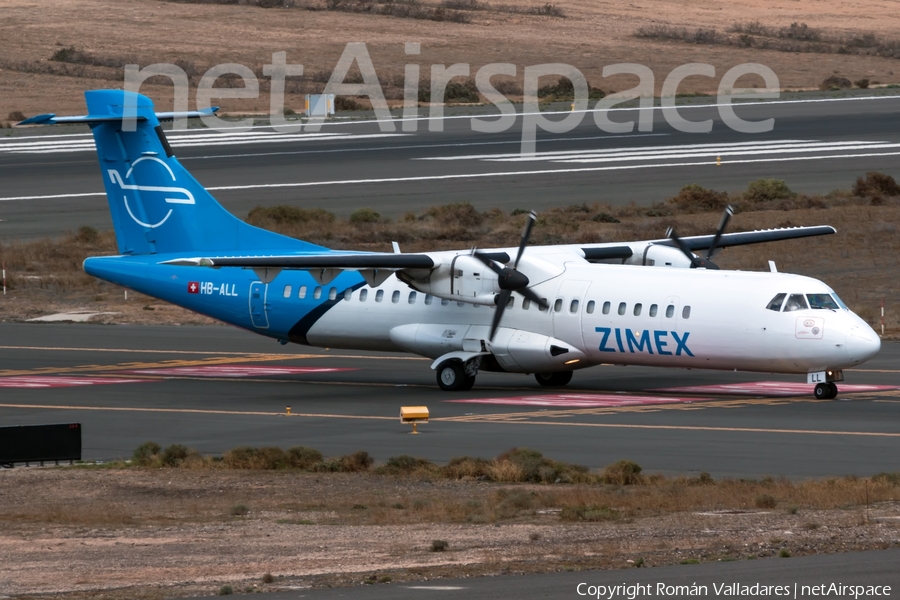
[3,138,900,202]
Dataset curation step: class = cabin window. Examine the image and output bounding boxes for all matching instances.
[408,291,417,304]
[618,302,627,316]
[424,294,433,305]
[554,298,563,312]
[313,286,322,300]
[602,301,611,315]
[283,285,292,298]
[507,296,515,309]
[375,289,384,302]
[649,304,658,317]
[666,304,675,318]
[807,293,839,310]
[298,285,307,299]
[539,298,549,312]
[586,300,595,314]
[343,289,352,301]
[570,299,579,313]
[328,287,337,301]
[359,289,368,302]
[457,301,466,307]
[766,293,786,311]
[783,294,808,312]
[682,305,691,319]
[392,290,400,303]
[522,298,531,310]
[441,298,450,306]
[633,303,642,316]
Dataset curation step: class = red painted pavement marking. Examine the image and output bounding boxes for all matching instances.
[447,393,708,408]
[0,376,146,389]
[653,382,899,397]
[125,365,354,378]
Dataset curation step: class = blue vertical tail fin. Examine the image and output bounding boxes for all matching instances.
[25,90,325,256]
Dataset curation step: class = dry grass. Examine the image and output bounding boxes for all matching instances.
[5,444,900,528]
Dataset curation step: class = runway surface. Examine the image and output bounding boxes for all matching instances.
[2,91,900,240]
[2,323,898,479]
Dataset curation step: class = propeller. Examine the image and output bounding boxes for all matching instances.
[473,211,549,340]
[666,204,734,270]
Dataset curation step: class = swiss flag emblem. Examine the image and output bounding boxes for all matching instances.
[188,282,199,294]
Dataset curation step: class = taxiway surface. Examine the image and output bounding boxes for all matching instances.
[1,323,898,479]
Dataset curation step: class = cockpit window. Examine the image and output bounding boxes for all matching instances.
[766,293,786,312]
[832,293,848,309]
[783,293,809,312]
[807,293,839,310]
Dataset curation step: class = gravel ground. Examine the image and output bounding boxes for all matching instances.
[2,468,899,599]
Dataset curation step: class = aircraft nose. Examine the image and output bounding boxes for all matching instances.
[844,324,881,365]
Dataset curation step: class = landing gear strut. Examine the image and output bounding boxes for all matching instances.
[814,382,838,400]
[436,360,477,391]
[535,371,573,387]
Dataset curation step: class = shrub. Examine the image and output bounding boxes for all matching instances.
[422,202,484,228]
[855,78,870,89]
[592,212,621,223]
[443,80,479,103]
[852,171,900,197]
[493,489,535,517]
[779,549,791,558]
[872,472,900,485]
[560,505,619,522]
[375,455,437,475]
[666,184,730,212]
[223,446,289,469]
[262,572,274,584]
[335,96,361,111]
[430,539,449,552]
[349,208,382,224]
[74,225,100,244]
[443,456,492,479]
[161,444,192,467]
[132,441,161,466]
[246,205,335,225]
[7,110,25,122]
[230,504,249,516]
[218,584,234,595]
[755,493,777,509]
[286,446,323,469]
[601,460,643,485]
[744,179,796,203]
[820,75,852,90]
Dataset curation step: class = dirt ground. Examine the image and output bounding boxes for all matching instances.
[1,468,898,599]
[3,0,900,118]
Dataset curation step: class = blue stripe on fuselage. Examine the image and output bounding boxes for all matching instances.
[83,255,364,342]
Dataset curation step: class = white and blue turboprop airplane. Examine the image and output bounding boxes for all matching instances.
[21,90,881,398]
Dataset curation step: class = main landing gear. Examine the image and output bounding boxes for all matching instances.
[436,360,477,392]
[814,382,839,400]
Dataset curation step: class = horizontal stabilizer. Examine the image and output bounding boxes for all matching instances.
[17,107,217,126]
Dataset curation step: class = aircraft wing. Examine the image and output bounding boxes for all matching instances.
[662,225,836,251]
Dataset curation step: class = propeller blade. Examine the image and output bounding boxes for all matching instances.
[706,205,734,260]
[472,251,505,276]
[489,289,512,341]
[666,227,703,268]
[514,211,537,269]
[517,286,549,311]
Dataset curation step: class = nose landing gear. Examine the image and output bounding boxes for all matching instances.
[814,382,838,400]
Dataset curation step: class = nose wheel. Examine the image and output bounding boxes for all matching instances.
[814,382,838,400]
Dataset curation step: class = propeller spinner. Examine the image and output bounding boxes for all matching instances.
[473,211,549,341]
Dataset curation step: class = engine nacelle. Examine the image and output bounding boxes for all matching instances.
[625,244,695,268]
[398,254,501,305]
